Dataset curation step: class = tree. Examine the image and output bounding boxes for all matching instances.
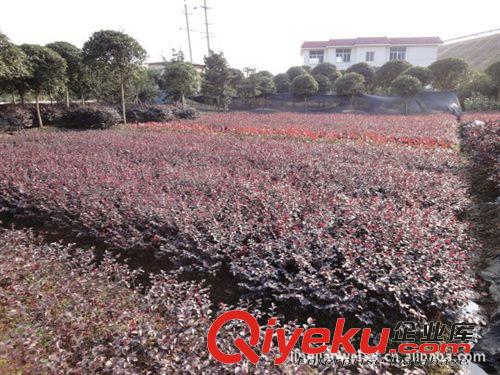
[290,73,318,111]
[313,74,331,94]
[0,33,27,81]
[333,72,365,108]
[161,61,200,106]
[129,67,161,104]
[390,75,422,114]
[19,44,67,126]
[286,66,307,82]
[401,66,433,86]
[256,75,276,97]
[273,73,291,93]
[227,68,245,96]
[237,73,276,99]
[83,30,147,124]
[458,72,496,103]
[311,62,339,87]
[429,58,468,91]
[253,70,273,80]
[375,60,411,88]
[0,33,29,104]
[346,63,374,90]
[485,61,500,100]
[302,65,312,74]
[201,52,232,111]
[46,41,84,107]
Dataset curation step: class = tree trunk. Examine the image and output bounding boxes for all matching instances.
[49,93,54,106]
[304,96,308,113]
[11,93,16,105]
[36,94,43,127]
[181,94,186,109]
[81,94,85,107]
[120,82,127,124]
[66,88,70,108]
[20,93,25,107]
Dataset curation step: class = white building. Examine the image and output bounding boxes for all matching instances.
[301,37,442,69]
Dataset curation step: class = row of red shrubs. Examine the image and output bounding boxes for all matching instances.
[0,103,198,131]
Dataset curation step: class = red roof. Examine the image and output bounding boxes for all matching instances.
[301,36,442,49]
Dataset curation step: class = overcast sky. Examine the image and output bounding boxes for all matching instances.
[1,0,499,73]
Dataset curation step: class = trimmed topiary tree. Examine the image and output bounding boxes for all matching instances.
[273,73,291,93]
[83,30,147,124]
[286,66,307,82]
[19,44,67,127]
[346,63,374,91]
[390,75,423,114]
[375,60,412,89]
[46,41,84,108]
[333,72,365,109]
[429,58,469,91]
[290,73,318,111]
[311,62,339,85]
[401,66,433,86]
[313,74,331,95]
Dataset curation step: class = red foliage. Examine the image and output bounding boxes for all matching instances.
[135,112,459,148]
[0,114,476,327]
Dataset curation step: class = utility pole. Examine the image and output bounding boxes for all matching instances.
[201,0,211,55]
[182,0,193,63]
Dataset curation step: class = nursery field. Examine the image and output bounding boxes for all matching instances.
[2,111,497,373]
[0,112,478,326]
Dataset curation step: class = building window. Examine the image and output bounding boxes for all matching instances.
[335,48,351,63]
[365,51,374,62]
[389,47,406,61]
[309,50,324,65]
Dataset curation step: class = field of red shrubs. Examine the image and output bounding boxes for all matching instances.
[135,112,459,148]
[0,113,478,331]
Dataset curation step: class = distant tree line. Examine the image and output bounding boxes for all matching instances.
[1,29,499,119]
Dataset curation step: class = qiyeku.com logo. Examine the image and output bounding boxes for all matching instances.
[207,310,475,365]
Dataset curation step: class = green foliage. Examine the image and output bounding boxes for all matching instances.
[130,68,161,104]
[227,68,245,95]
[429,58,469,91]
[346,63,374,89]
[238,72,276,98]
[83,30,147,83]
[0,32,27,81]
[201,52,232,111]
[44,41,94,104]
[333,72,365,96]
[485,61,500,98]
[286,66,307,82]
[458,72,496,103]
[253,71,273,80]
[313,74,331,95]
[19,44,67,96]
[311,62,339,85]
[464,92,500,111]
[161,61,200,103]
[83,30,147,123]
[390,75,423,97]
[273,73,290,94]
[301,65,312,74]
[401,66,433,86]
[290,73,318,98]
[375,60,411,88]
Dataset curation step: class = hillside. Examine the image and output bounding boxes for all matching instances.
[438,33,500,70]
